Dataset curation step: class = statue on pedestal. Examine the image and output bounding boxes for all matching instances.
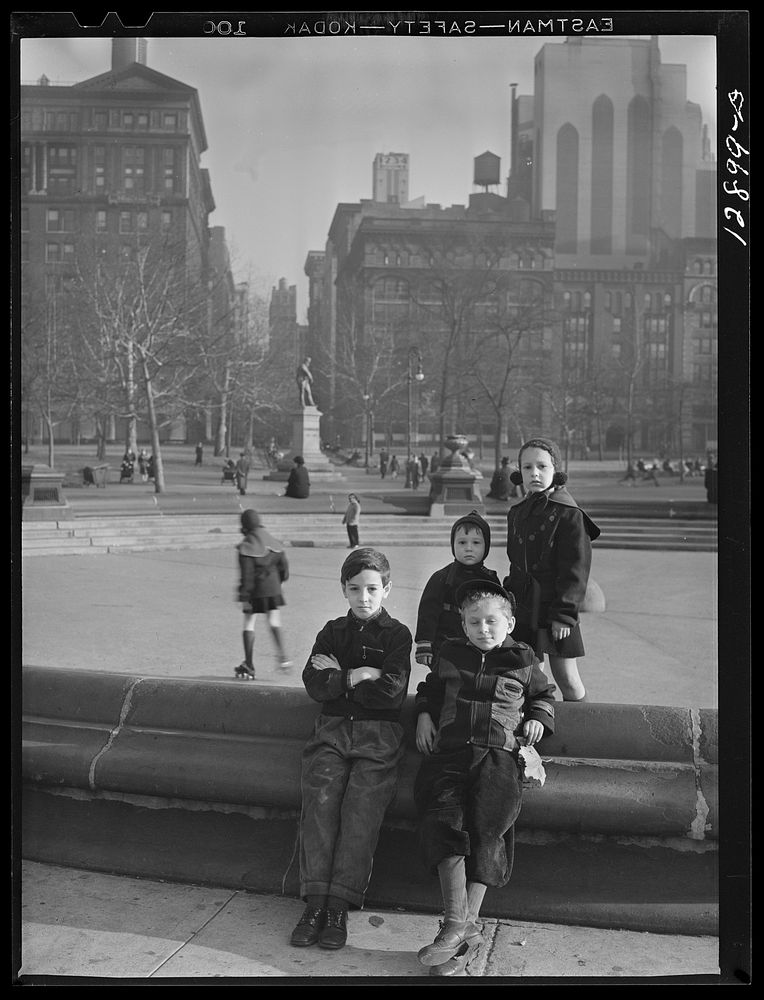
[296,356,316,408]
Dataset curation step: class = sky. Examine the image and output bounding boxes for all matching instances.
[18,25,717,322]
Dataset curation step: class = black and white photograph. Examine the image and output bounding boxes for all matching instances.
[12,9,749,985]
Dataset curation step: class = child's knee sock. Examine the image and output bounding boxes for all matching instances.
[437,856,468,924]
[242,630,255,669]
[466,881,487,924]
[269,625,286,658]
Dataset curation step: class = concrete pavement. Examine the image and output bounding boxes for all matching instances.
[21,543,717,708]
[17,860,722,981]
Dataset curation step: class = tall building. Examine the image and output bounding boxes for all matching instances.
[19,37,235,444]
[372,152,409,204]
[523,36,716,262]
[304,37,717,458]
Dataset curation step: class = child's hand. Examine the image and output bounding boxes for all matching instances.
[415,651,433,666]
[416,713,437,754]
[522,719,544,746]
[352,666,382,684]
[550,620,571,641]
[311,653,341,671]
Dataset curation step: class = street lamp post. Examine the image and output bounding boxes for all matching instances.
[406,347,424,482]
[362,390,372,472]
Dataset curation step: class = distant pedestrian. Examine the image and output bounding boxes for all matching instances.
[412,455,422,490]
[430,453,440,474]
[284,455,310,498]
[389,455,400,479]
[662,458,674,476]
[704,455,718,504]
[234,509,292,679]
[487,457,512,500]
[235,451,251,496]
[147,453,156,482]
[138,449,149,483]
[643,463,660,487]
[342,493,361,548]
[619,463,638,486]
[379,449,389,479]
[419,453,429,477]
[195,442,204,466]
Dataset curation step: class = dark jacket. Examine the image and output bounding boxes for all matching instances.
[415,561,501,658]
[285,464,310,498]
[415,636,556,753]
[504,487,600,630]
[303,608,412,722]
[237,536,288,603]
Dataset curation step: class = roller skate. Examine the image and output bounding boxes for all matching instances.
[234,662,256,680]
[276,658,294,673]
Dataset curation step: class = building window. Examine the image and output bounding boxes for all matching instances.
[612,317,621,334]
[162,112,178,131]
[45,243,60,263]
[137,211,148,231]
[46,208,74,232]
[162,147,177,192]
[96,210,107,232]
[161,210,172,232]
[137,113,148,130]
[611,342,621,359]
[123,112,134,129]
[119,211,133,234]
[94,111,107,130]
[123,146,146,192]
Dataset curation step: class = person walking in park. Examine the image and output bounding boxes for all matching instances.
[415,510,501,669]
[643,462,660,486]
[235,451,250,496]
[504,437,600,702]
[137,448,149,483]
[195,442,204,466]
[234,509,292,679]
[379,448,389,479]
[284,455,310,498]
[487,457,512,500]
[342,493,361,548]
[389,454,400,479]
[291,548,412,951]
[619,463,638,486]
[413,579,556,976]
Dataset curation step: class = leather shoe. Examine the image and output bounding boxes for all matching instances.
[418,920,482,966]
[428,937,481,976]
[290,905,326,947]
[318,907,348,949]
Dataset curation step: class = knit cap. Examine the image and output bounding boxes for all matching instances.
[518,437,562,469]
[240,508,262,533]
[450,509,491,558]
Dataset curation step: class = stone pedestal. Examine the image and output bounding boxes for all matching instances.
[428,434,484,517]
[21,464,73,521]
[265,406,345,482]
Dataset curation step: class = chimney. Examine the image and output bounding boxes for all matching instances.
[111,37,148,72]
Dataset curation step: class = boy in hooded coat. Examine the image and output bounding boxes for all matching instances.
[415,510,501,668]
